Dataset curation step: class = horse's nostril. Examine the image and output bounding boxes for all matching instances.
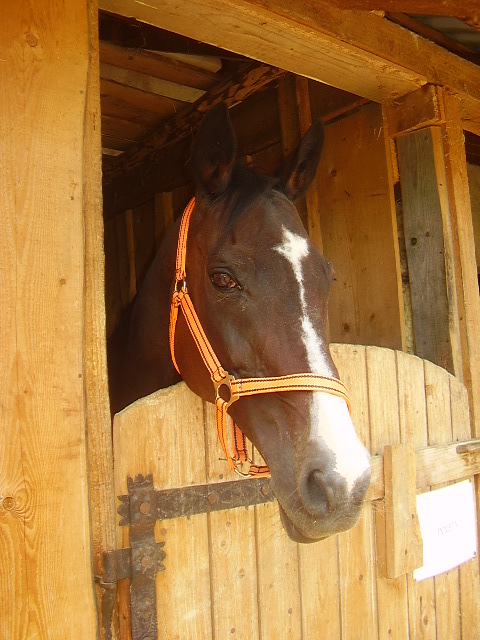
[306,469,336,515]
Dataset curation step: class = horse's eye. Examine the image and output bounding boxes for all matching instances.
[210,272,237,290]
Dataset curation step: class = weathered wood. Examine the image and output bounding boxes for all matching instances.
[442,92,480,436]
[318,103,404,350]
[384,444,423,579]
[397,126,461,375]
[0,2,98,637]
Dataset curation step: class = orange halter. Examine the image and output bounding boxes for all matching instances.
[169,198,351,477]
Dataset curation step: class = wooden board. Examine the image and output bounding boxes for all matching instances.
[317,103,404,350]
[0,2,98,637]
[397,126,461,375]
[114,385,213,639]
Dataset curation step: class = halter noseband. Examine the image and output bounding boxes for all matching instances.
[169,198,351,477]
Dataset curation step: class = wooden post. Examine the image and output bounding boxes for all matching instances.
[383,444,423,579]
[396,126,462,376]
[0,2,98,637]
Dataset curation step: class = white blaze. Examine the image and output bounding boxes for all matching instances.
[274,226,370,490]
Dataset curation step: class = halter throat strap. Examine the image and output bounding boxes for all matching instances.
[169,198,351,477]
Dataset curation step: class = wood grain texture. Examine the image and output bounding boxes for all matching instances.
[110,345,477,639]
[318,103,404,350]
[397,127,461,375]
[113,384,212,640]
[0,2,97,637]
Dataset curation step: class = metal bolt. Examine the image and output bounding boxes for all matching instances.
[208,492,218,505]
[139,501,151,515]
[141,555,153,569]
[261,484,270,497]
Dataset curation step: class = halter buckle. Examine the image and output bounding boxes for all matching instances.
[214,372,239,408]
[174,278,187,293]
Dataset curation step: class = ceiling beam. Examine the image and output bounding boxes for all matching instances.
[99,0,426,104]
[98,0,480,124]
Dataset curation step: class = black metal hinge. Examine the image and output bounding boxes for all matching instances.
[98,474,166,640]
[98,473,274,639]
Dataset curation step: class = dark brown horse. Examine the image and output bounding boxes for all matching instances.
[108,103,370,543]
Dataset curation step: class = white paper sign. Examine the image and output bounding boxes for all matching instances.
[414,480,477,581]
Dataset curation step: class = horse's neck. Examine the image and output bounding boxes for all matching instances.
[109,219,181,414]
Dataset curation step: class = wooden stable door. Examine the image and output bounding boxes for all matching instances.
[111,344,480,640]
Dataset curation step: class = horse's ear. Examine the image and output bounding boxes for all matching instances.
[192,102,236,197]
[276,119,324,201]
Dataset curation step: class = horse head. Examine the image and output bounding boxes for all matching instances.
[170,103,371,542]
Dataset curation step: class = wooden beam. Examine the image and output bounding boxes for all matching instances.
[397,126,462,375]
[98,0,480,124]
[327,1,478,17]
[102,61,286,184]
[99,0,425,104]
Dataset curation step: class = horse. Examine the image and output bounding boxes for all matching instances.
[108,102,371,543]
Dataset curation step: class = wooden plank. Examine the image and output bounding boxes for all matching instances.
[318,103,404,350]
[277,75,308,230]
[298,536,341,639]
[332,344,378,640]
[384,444,423,578]
[328,1,477,16]
[397,126,461,375]
[467,163,480,270]
[0,2,98,638]
[442,92,480,435]
[255,503,302,639]
[395,351,436,640]
[99,40,218,90]
[100,62,206,102]
[424,360,461,640]
[113,384,213,640]
[449,375,480,639]
[366,346,409,640]
[203,402,259,639]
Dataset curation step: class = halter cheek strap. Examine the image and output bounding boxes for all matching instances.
[169,198,351,477]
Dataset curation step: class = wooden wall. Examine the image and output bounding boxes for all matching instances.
[0,2,102,638]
